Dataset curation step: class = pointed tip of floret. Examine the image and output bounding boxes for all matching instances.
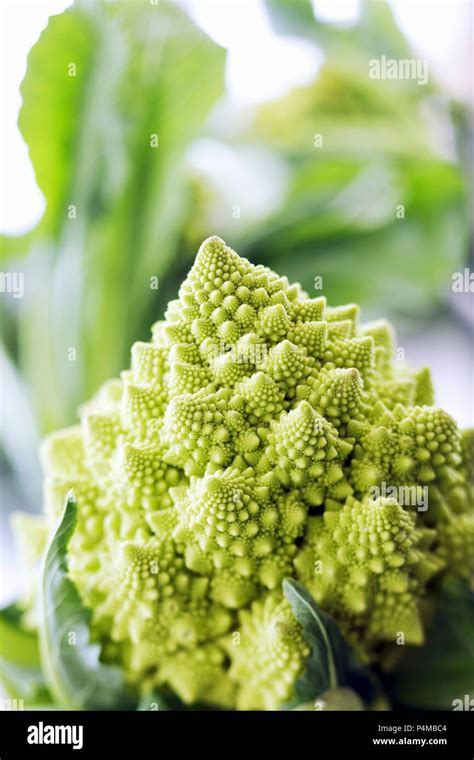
[194,236,233,274]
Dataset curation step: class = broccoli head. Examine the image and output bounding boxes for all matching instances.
[17,237,473,709]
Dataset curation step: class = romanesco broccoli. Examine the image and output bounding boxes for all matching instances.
[15,236,473,709]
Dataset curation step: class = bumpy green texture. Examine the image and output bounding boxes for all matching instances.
[23,237,473,709]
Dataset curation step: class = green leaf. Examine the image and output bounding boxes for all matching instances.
[354,0,414,61]
[283,578,341,696]
[13,1,226,431]
[249,0,465,318]
[0,659,51,705]
[283,578,375,707]
[265,0,414,61]
[388,577,474,710]
[19,7,100,239]
[240,155,466,316]
[40,493,137,709]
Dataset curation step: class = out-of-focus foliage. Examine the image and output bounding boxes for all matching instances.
[0,604,50,704]
[0,0,226,434]
[189,0,467,312]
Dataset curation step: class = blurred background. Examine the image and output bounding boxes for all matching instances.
[0,0,473,605]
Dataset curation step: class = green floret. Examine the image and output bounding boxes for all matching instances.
[294,496,445,654]
[436,513,474,581]
[224,594,310,710]
[265,400,353,497]
[15,235,472,710]
[172,467,304,607]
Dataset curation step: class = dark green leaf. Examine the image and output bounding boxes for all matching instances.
[40,493,137,709]
[283,578,341,697]
[387,577,474,710]
[283,578,375,707]
[283,578,344,701]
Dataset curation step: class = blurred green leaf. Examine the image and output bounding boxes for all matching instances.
[250,65,433,156]
[0,231,36,262]
[19,7,100,240]
[0,658,51,705]
[0,604,51,704]
[239,154,465,314]
[0,604,39,667]
[354,0,415,60]
[236,2,468,316]
[263,0,316,41]
[40,493,137,709]
[265,0,414,61]
[13,1,226,431]
[387,577,474,710]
